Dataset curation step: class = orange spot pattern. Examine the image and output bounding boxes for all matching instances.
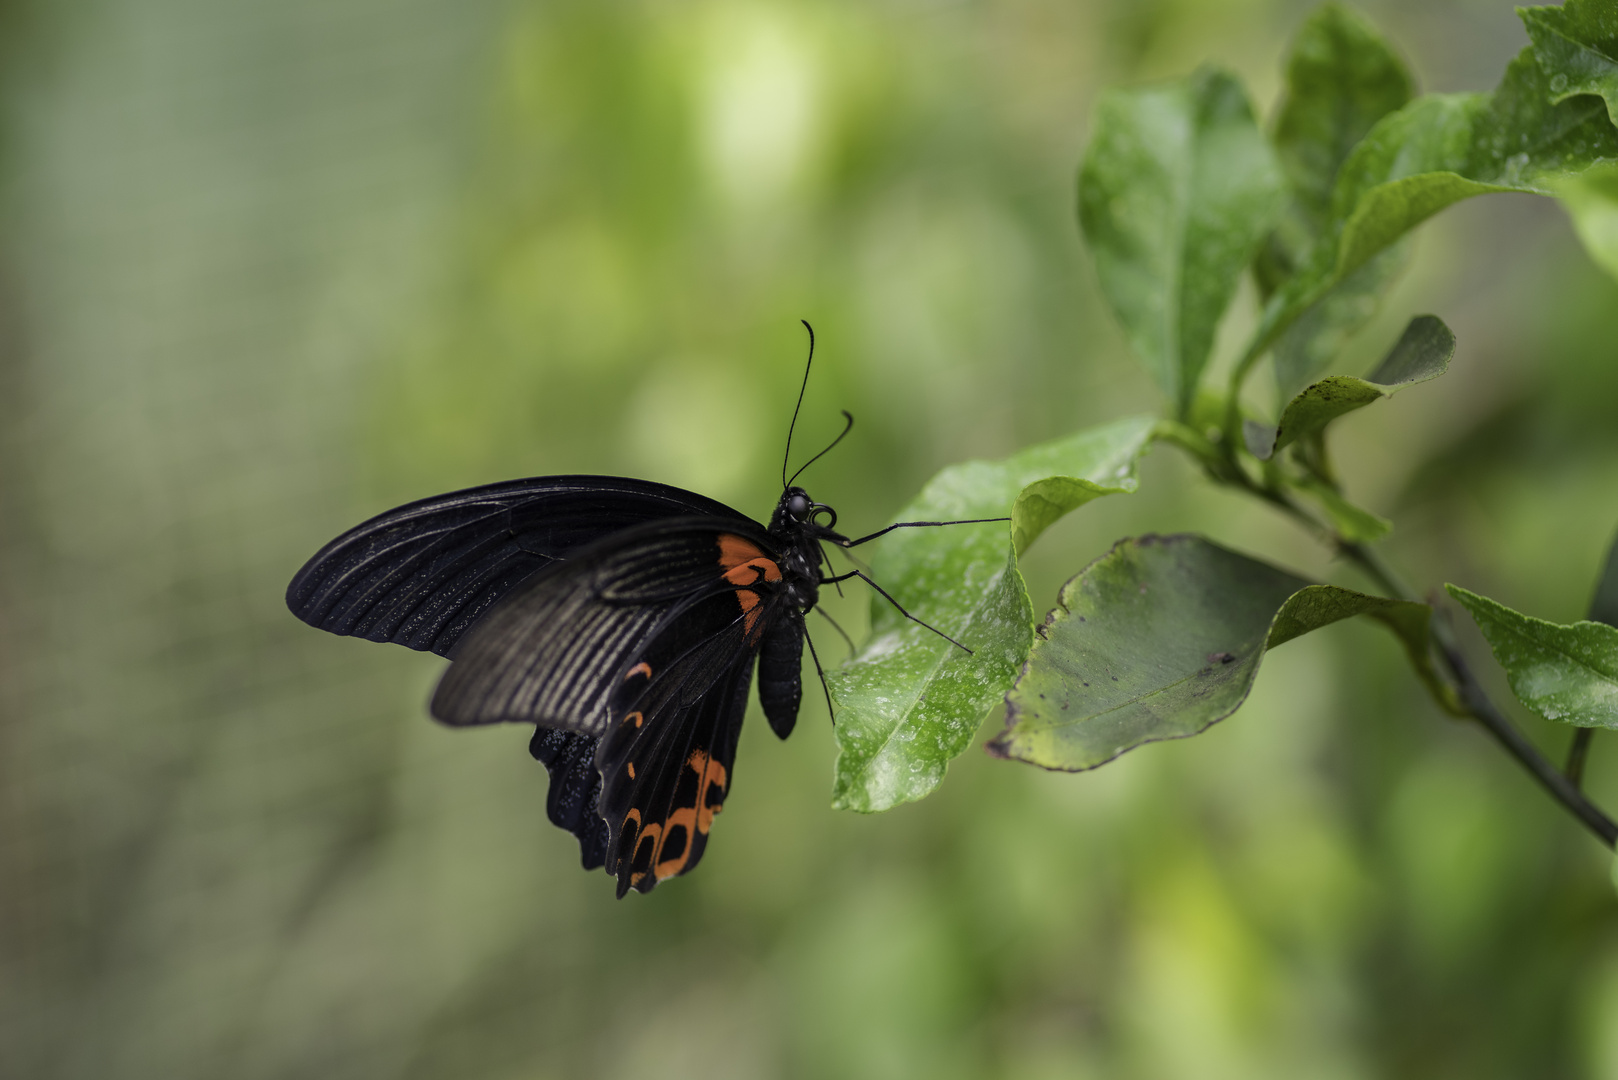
[718,534,782,639]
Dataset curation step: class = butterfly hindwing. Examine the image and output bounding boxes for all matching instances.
[595,591,780,896]
[286,476,754,656]
[528,728,610,869]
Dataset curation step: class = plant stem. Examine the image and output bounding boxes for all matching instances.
[1566,728,1594,789]
[1231,468,1618,848]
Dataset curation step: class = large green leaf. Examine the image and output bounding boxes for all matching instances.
[1522,0,1618,126]
[1447,584,1618,729]
[1243,44,1618,385]
[989,534,1445,771]
[1248,314,1454,460]
[1557,163,1618,280]
[1078,68,1283,416]
[826,416,1156,812]
[1259,4,1415,392]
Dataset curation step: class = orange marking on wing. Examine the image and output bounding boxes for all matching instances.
[642,749,733,883]
[718,534,782,639]
[655,810,696,880]
[630,820,662,889]
[688,749,729,834]
[625,662,653,681]
[627,762,635,779]
[625,711,643,729]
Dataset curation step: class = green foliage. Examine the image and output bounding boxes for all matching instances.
[826,416,1155,812]
[1246,27,1618,391]
[857,2,1618,821]
[988,535,1441,770]
[1077,68,1283,416]
[1447,584,1618,729]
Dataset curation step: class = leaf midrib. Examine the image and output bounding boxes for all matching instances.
[1485,612,1618,690]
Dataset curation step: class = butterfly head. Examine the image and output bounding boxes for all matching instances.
[773,486,838,535]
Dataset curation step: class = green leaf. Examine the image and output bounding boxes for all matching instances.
[826,416,1156,813]
[1556,163,1618,281]
[1591,526,1618,627]
[1257,2,1415,359]
[989,535,1447,771]
[1522,0,1618,127]
[1250,314,1454,459]
[1243,46,1618,386]
[1446,584,1618,729]
[1078,68,1284,416]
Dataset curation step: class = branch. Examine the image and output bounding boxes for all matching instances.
[1221,463,1618,848]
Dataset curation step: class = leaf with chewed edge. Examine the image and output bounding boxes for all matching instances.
[826,416,1156,813]
[1521,0,1618,127]
[1248,314,1454,460]
[990,534,1449,772]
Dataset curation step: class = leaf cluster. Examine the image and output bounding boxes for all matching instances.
[826,0,1618,849]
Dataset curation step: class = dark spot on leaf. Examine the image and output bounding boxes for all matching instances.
[1207,651,1236,664]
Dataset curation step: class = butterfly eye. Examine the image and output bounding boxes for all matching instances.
[787,494,810,518]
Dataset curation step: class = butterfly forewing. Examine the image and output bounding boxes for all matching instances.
[430,517,777,734]
[286,476,754,656]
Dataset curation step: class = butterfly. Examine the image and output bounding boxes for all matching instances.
[286,324,1000,896]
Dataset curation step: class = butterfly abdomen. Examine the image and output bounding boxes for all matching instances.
[758,616,804,739]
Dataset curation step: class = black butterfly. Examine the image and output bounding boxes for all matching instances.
[286,324,998,896]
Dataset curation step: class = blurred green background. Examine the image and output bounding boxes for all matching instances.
[3,0,1618,1077]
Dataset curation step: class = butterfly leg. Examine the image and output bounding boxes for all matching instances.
[821,569,973,654]
[834,517,1011,548]
[802,623,836,725]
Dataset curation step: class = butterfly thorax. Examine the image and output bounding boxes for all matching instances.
[768,485,835,613]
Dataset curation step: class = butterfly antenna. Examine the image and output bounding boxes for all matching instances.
[782,320,815,489]
[802,624,836,724]
[788,410,854,489]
